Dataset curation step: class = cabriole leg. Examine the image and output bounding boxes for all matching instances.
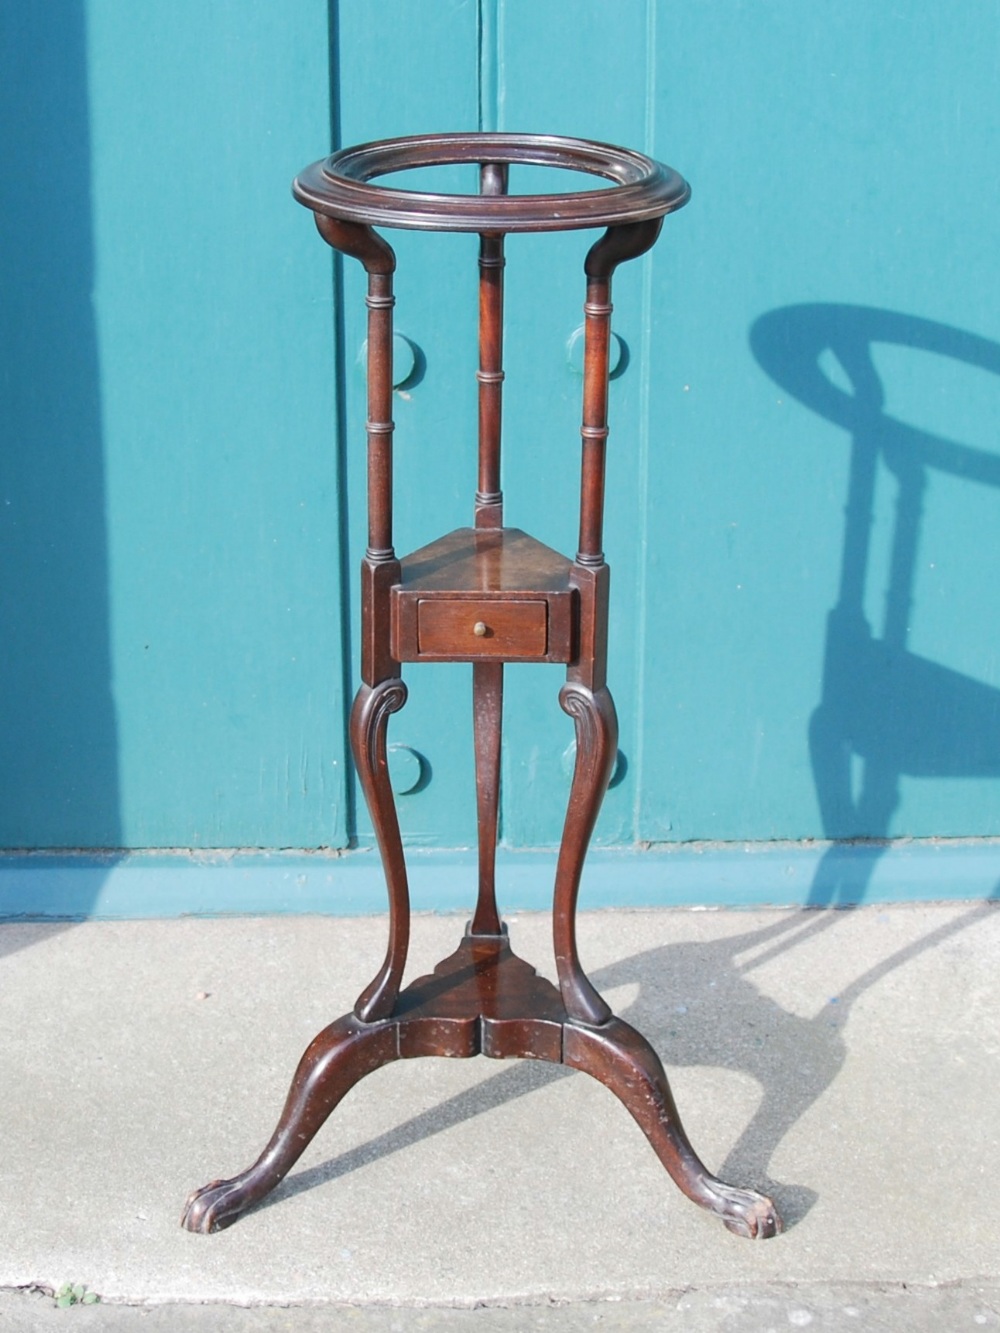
[181,1014,398,1234]
[350,677,411,1022]
[552,681,617,1025]
[564,1017,782,1239]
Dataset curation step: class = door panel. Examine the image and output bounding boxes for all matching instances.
[8,0,1000,880]
[487,0,654,848]
[1,0,346,850]
[642,2,1000,842]
[336,1,483,847]
[487,0,1000,850]
[92,0,346,848]
[336,0,1000,857]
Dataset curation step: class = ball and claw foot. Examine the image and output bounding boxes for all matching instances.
[181,1176,258,1234]
[708,1182,783,1239]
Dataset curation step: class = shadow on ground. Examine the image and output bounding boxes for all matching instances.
[252,897,996,1231]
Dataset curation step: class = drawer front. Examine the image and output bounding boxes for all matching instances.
[416,599,548,659]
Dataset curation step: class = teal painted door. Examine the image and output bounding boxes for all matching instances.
[5,0,1000,873]
[2,1,349,850]
[336,0,1000,854]
[336,2,663,852]
[336,1,484,849]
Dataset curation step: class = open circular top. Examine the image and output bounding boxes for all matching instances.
[292,132,690,233]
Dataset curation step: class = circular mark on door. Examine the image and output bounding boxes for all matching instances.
[561,741,628,788]
[566,326,628,380]
[388,743,429,795]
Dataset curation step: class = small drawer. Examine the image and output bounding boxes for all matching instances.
[416,599,547,659]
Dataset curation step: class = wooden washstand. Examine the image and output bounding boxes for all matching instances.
[182,133,781,1242]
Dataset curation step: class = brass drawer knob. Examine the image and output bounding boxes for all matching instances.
[473,621,488,637]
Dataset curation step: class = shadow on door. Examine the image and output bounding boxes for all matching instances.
[751,304,1000,905]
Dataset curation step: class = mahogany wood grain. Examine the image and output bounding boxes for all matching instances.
[184,134,782,1244]
[349,678,410,1023]
[181,1013,399,1234]
[362,265,395,562]
[475,161,507,530]
[552,682,617,1025]
[294,134,690,233]
[391,528,575,664]
[314,215,397,563]
[182,930,780,1237]
[578,220,663,565]
[563,1017,782,1239]
[395,526,574,593]
[417,599,546,658]
[471,662,503,935]
[360,555,401,686]
[567,557,609,693]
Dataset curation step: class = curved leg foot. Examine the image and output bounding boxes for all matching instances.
[182,1014,398,1233]
[350,678,411,1022]
[564,1017,782,1239]
[699,1181,783,1240]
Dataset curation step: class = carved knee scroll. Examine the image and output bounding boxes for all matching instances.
[181,1014,399,1234]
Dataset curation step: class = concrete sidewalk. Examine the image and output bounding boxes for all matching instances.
[1,904,999,1326]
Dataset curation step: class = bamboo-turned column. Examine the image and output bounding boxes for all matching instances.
[475,161,508,530]
[471,161,508,937]
[365,266,396,563]
[576,218,664,567]
[576,285,612,567]
[314,214,397,562]
[314,214,399,687]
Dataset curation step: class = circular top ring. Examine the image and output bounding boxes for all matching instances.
[292,132,690,233]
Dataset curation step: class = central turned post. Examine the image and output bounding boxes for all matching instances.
[471,160,507,938]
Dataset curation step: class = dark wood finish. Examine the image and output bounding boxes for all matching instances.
[349,678,410,1022]
[552,682,617,1026]
[391,528,576,665]
[394,526,574,593]
[475,161,506,530]
[417,598,547,658]
[313,217,397,565]
[182,1012,400,1235]
[360,556,401,686]
[562,1016,782,1238]
[467,165,508,936]
[182,931,779,1238]
[184,133,781,1243]
[471,662,503,936]
[578,220,663,565]
[294,133,690,233]
[567,560,610,693]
